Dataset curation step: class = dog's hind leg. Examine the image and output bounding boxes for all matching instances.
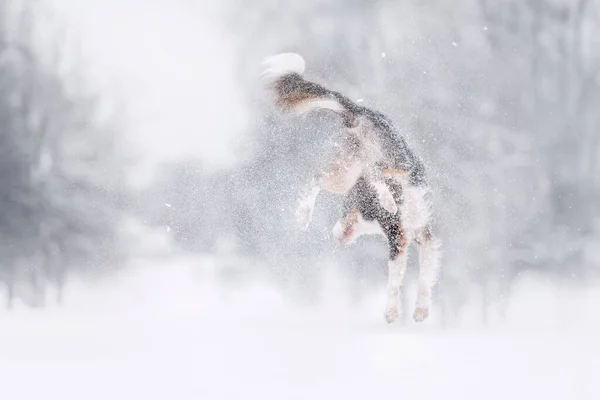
[384,223,409,323]
[413,225,441,322]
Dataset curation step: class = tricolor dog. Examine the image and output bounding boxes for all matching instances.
[261,53,441,323]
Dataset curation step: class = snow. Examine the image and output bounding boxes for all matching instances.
[261,53,306,81]
[1,257,599,400]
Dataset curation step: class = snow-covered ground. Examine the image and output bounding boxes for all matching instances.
[1,256,599,400]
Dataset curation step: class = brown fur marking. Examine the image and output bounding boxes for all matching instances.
[382,168,408,178]
[339,206,359,241]
[398,228,408,250]
[277,92,319,111]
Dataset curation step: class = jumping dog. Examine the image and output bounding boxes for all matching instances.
[261,53,441,323]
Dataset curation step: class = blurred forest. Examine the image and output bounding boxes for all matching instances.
[141,0,600,324]
[2,0,599,325]
[0,0,130,308]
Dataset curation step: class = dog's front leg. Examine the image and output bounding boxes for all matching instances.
[366,166,401,215]
[295,161,361,230]
[295,176,321,231]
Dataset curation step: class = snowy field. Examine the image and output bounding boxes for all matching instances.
[1,256,599,400]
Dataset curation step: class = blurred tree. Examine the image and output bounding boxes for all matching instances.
[0,0,131,308]
[480,0,600,301]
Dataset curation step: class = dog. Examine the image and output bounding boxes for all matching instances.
[261,53,441,323]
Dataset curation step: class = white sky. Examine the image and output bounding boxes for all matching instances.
[50,0,248,187]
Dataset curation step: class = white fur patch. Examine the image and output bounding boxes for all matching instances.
[399,185,431,233]
[385,251,408,322]
[261,53,306,84]
[372,181,398,214]
[294,98,345,115]
[417,234,441,301]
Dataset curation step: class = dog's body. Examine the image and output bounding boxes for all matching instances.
[261,53,441,323]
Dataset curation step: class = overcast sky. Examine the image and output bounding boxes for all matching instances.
[51,0,248,187]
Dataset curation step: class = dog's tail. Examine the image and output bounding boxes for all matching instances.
[261,53,357,121]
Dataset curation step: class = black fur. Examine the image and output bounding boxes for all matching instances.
[341,177,405,260]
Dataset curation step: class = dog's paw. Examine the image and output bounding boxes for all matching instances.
[413,307,429,323]
[381,193,398,215]
[374,185,397,214]
[384,306,399,324]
